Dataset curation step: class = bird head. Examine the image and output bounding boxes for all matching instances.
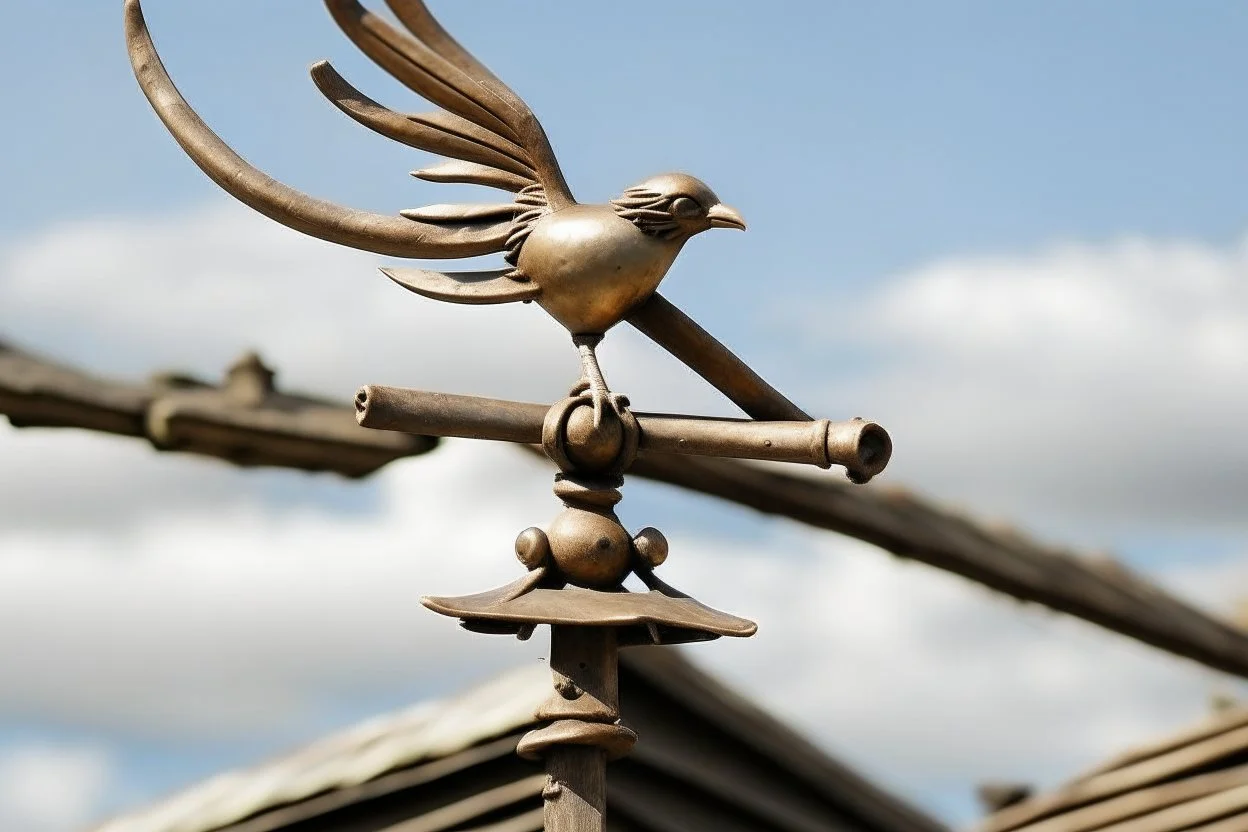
[611,173,746,242]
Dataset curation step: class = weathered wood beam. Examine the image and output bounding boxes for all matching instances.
[625,452,1248,680]
[0,340,435,478]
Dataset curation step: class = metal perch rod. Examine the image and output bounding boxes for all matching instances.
[356,385,891,478]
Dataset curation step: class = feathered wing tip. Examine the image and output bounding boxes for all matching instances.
[412,162,531,194]
[379,0,573,205]
[400,203,521,224]
[310,63,537,183]
[317,0,576,232]
[123,0,509,260]
[381,267,542,305]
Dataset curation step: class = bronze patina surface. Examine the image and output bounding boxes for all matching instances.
[355,385,892,480]
[123,3,891,831]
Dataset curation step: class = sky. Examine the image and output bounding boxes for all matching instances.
[3,1,1248,829]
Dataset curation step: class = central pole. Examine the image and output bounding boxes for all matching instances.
[517,625,630,832]
[540,626,618,831]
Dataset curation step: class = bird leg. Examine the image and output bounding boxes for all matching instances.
[571,335,627,427]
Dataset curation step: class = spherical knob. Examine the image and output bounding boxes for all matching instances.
[632,527,669,568]
[563,404,624,471]
[515,527,551,570]
[546,507,632,587]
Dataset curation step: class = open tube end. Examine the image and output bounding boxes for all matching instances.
[354,386,374,426]
[826,419,892,484]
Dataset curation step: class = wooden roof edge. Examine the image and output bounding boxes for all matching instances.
[90,666,552,832]
[624,453,1248,681]
[0,338,438,474]
[94,654,945,832]
[0,340,154,433]
[981,716,1248,832]
[622,647,952,832]
[986,763,1248,832]
[1074,705,1248,781]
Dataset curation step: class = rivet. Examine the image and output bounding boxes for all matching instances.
[555,677,583,699]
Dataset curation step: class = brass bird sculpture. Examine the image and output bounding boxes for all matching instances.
[125,0,746,423]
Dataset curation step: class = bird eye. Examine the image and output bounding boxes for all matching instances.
[669,196,703,219]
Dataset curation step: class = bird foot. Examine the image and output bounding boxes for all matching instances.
[571,379,630,427]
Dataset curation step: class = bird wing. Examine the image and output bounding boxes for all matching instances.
[381,267,541,304]
[315,0,575,234]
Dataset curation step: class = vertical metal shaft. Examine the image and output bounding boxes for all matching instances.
[545,746,607,831]
[539,626,619,832]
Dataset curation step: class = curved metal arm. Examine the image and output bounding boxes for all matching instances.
[627,294,810,422]
[124,0,507,260]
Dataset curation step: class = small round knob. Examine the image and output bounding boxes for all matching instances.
[515,527,551,570]
[547,507,632,587]
[563,404,624,470]
[633,527,669,568]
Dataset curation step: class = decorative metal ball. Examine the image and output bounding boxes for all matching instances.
[546,506,632,587]
[563,404,624,471]
[515,526,551,570]
[632,527,669,568]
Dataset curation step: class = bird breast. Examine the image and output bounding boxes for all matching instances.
[518,204,683,335]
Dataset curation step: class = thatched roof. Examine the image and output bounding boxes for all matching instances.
[981,705,1248,832]
[92,649,946,832]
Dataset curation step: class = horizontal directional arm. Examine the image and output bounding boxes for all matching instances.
[355,385,890,480]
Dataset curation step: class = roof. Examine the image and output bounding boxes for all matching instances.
[0,341,434,477]
[980,704,1248,832]
[92,648,948,832]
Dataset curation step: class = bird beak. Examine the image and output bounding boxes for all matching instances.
[707,203,747,231]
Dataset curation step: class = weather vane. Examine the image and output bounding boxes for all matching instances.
[125,1,892,829]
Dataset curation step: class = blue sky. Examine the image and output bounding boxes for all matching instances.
[11,3,1248,275]
[4,2,1248,830]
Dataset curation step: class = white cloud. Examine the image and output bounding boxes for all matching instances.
[0,743,115,832]
[0,438,554,740]
[798,235,1248,537]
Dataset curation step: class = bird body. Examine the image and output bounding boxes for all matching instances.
[520,204,684,335]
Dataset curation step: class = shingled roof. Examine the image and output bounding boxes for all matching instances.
[92,648,946,832]
[980,705,1248,832]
